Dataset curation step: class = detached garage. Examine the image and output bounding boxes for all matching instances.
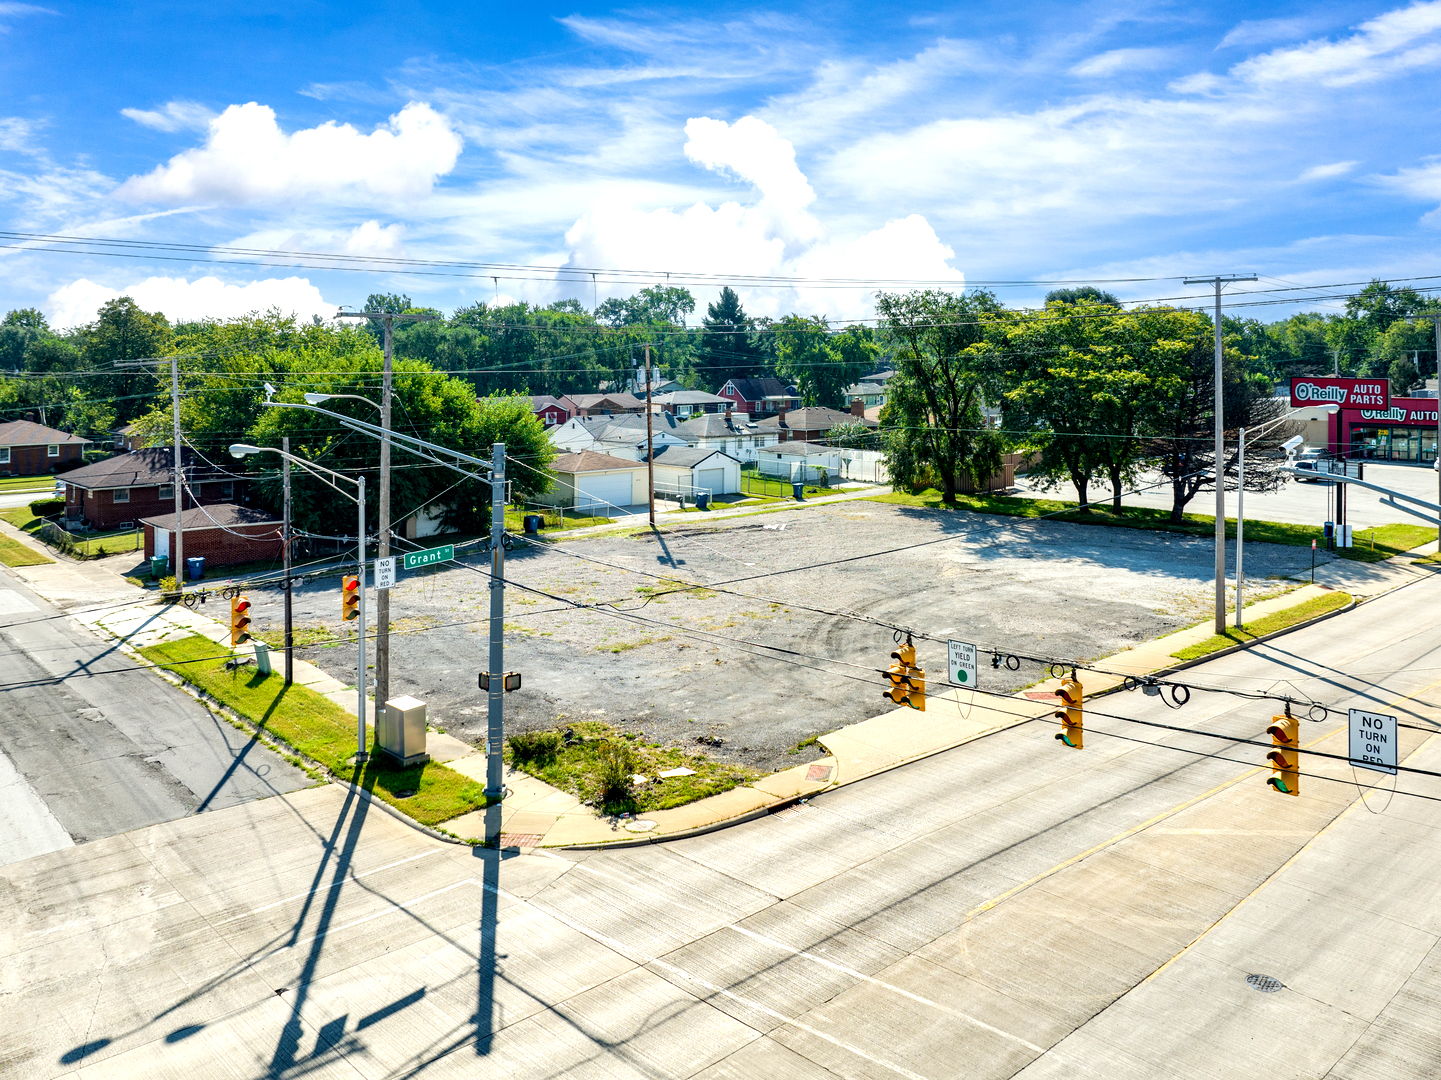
[642,446,742,496]
[539,451,648,514]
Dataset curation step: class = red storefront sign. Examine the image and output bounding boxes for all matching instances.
[1290,377,1389,409]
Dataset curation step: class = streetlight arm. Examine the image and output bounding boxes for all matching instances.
[229,444,361,498]
[304,392,382,411]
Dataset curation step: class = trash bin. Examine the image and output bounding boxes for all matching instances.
[523,514,542,535]
[186,556,205,581]
[792,482,805,501]
[695,492,710,511]
[150,555,169,579]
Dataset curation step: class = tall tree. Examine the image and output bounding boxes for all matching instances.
[697,286,764,388]
[774,317,877,407]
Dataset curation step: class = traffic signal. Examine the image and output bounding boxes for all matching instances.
[229,595,251,648]
[883,641,925,711]
[342,575,360,622]
[1054,673,1083,748]
[1266,711,1300,796]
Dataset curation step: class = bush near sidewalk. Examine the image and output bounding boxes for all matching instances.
[1170,591,1353,661]
[140,634,489,826]
[872,489,1432,563]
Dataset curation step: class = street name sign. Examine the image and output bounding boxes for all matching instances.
[402,544,455,571]
[375,556,396,590]
[948,640,977,687]
[1349,708,1398,775]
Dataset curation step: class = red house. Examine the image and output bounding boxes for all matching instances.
[0,419,89,475]
[142,504,283,569]
[717,377,801,416]
[61,447,250,531]
[529,395,570,427]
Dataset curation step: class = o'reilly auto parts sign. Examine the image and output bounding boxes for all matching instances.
[1290,377,1389,409]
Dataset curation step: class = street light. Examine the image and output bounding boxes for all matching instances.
[1235,404,1337,627]
[229,442,370,764]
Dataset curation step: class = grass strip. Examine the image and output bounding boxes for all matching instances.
[508,719,759,814]
[140,634,489,826]
[1170,591,1353,661]
[0,532,52,566]
[870,489,1432,563]
[0,475,57,492]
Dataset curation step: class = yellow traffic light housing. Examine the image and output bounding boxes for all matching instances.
[230,595,251,648]
[1266,711,1300,796]
[883,640,926,711]
[1054,674,1083,748]
[342,574,360,622]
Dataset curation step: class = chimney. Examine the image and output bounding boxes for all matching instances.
[850,398,865,417]
[777,405,788,427]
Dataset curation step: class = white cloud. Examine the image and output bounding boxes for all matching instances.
[1230,1,1441,87]
[1219,16,1337,49]
[120,101,215,133]
[1298,161,1359,181]
[116,101,462,205]
[226,220,407,259]
[0,116,40,153]
[1071,47,1176,77]
[560,115,960,319]
[45,275,336,328]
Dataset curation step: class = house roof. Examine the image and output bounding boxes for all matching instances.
[720,377,799,403]
[759,441,844,458]
[559,392,646,412]
[529,395,567,412]
[550,450,646,474]
[61,447,197,490]
[641,446,738,467]
[756,407,877,432]
[653,390,730,407]
[843,382,886,397]
[0,419,91,447]
[675,413,760,438]
[139,503,281,531]
[870,370,898,383]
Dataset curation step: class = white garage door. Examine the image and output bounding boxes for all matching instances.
[696,468,726,495]
[577,472,632,513]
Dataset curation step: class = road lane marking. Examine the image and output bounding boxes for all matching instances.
[232,847,442,920]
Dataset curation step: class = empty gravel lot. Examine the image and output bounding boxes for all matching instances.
[252,500,1326,773]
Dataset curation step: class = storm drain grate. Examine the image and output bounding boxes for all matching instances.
[1246,974,1283,993]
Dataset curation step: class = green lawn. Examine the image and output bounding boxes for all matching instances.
[0,533,52,566]
[0,475,58,493]
[870,489,1432,563]
[507,719,759,815]
[1170,591,1353,661]
[140,635,490,827]
[505,508,614,532]
[0,506,143,558]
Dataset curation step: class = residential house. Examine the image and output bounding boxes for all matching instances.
[0,419,89,476]
[842,381,889,409]
[556,392,646,418]
[755,442,847,484]
[113,421,154,452]
[756,405,878,443]
[61,447,250,531]
[640,446,742,496]
[652,390,731,418]
[537,451,648,513]
[528,395,570,427]
[626,368,685,396]
[142,504,283,570]
[548,413,690,458]
[716,377,801,416]
[673,408,777,463]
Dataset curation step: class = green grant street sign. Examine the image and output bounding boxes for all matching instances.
[402,544,455,571]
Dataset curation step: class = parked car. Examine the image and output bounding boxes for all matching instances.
[1292,448,1327,483]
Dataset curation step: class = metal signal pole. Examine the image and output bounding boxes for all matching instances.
[485,442,507,841]
[1185,273,1256,634]
[645,343,656,526]
[282,435,293,685]
[171,356,184,595]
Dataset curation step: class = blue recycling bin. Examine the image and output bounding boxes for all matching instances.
[186,556,205,581]
[792,482,804,501]
[523,514,542,535]
[695,492,710,510]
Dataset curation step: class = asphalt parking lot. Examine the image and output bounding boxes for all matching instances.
[250,499,1327,774]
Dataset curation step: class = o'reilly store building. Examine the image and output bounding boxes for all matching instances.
[1336,400,1439,464]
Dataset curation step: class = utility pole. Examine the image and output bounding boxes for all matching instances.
[171,355,184,596]
[1411,312,1441,550]
[1185,273,1256,634]
[485,442,506,843]
[282,435,293,686]
[333,308,434,716]
[645,343,656,526]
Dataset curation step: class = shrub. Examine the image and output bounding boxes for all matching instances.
[29,498,64,518]
[509,730,562,768]
[158,575,179,601]
[595,738,638,805]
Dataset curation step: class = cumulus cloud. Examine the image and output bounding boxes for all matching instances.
[116,101,462,205]
[46,275,336,328]
[120,101,215,133]
[561,115,960,318]
[226,220,407,259]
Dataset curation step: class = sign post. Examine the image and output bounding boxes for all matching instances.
[948,640,977,688]
[1349,708,1398,775]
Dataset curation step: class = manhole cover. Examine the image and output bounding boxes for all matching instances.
[623,819,657,833]
[1246,974,1283,993]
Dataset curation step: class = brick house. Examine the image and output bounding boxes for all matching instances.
[528,395,570,427]
[142,504,283,569]
[60,447,250,531]
[756,405,878,443]
[716,377,801,416]
[0,419,89,475]
[556,392,646,418]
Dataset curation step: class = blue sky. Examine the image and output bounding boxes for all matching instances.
[2,1,1439,328]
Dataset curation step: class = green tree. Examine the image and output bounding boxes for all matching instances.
[774,317,877,407]
[875,290,1006,503]
[697,286,764,389]
[1044,286,1120,306]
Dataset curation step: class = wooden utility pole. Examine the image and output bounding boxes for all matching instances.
[645,343,655,526]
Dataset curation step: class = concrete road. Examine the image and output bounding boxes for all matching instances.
[1021,460,1441,535]
[0,563,311,867]
[6,571,1441,1077]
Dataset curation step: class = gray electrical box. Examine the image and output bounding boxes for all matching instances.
[379,695,431,767]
